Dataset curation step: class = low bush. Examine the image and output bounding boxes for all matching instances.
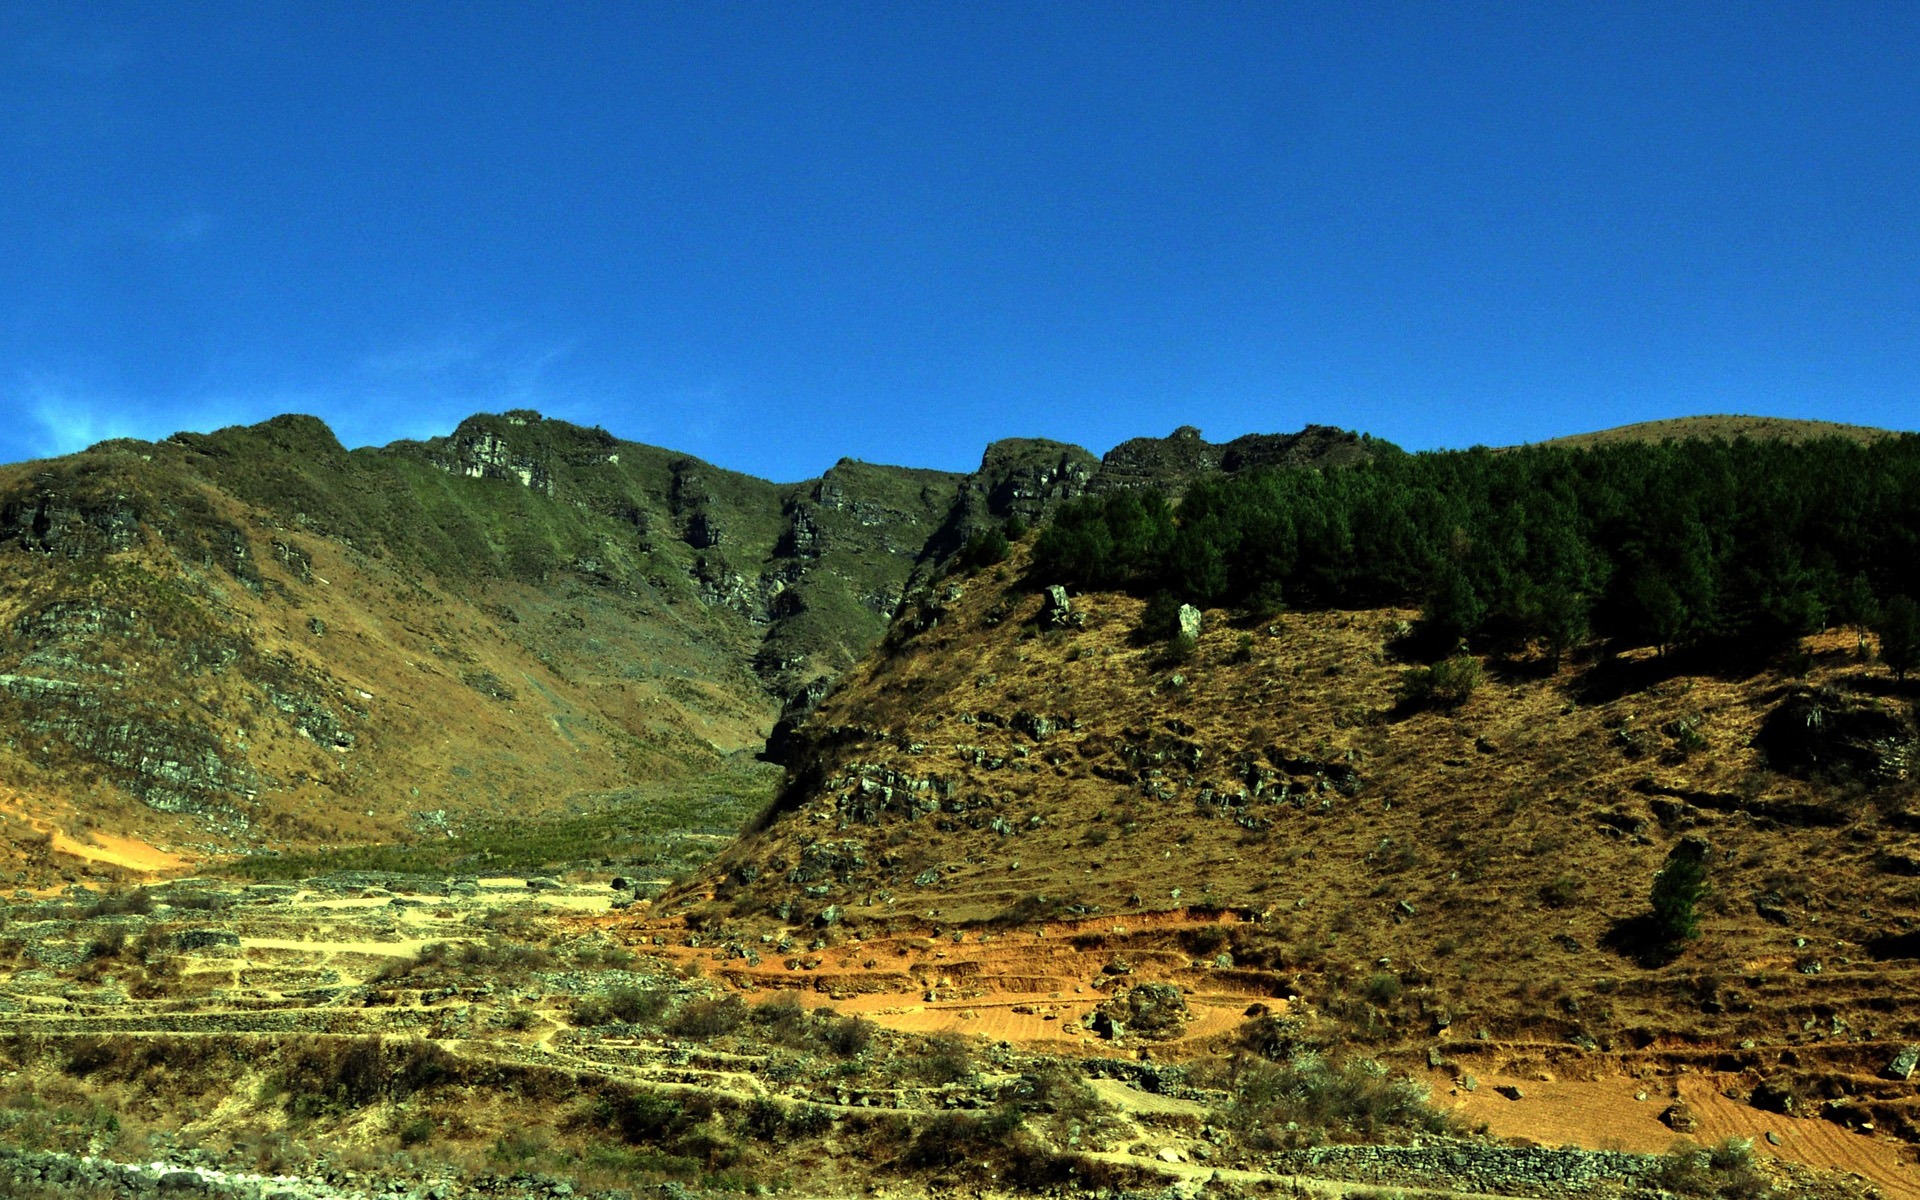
[905,1106,1022,1169]
[1398,655,1482,708]
[1135,593,1183,644]
[817,1012,876,1058]
[1652,1136,1772,1198]
[666,994,747,1040]
[397,1114,434,1146]
[1539,875,1583,908]
[263,1037,462,1120]
[749,992,810,1045]
[1363,973,1403,1006]
[957,527,1009,571]
[1225,1051,1453,1146]
[911,1034,976,1085]
[571,985,674,1028]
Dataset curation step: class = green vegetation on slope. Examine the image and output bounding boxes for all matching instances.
[1033,434,1920,658]
[221,775,766,882]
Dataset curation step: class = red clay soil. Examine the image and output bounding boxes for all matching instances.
[1434,1069,1920,1199]
[601,905,1920,1198]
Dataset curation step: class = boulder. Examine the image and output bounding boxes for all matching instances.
[1885,1044,1920,1081]
[1177,604,1202,640]
[1660,1102,1698,1132]
[1095,982,1190,1040]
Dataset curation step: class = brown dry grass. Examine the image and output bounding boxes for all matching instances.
[1526,414,1905,449]
[664,543,1920,1167]
[0,449,779,886]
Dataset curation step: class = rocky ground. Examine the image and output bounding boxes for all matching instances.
[0,874,1896,1199]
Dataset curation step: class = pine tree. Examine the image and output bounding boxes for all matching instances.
[1650,839,1710,948]
[1878,594,1920,682]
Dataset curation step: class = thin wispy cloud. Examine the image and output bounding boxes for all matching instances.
[23,383,140,458]
[5,374,302,463]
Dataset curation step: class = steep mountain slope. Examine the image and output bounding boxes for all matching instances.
[680,540,1920,1146]
[0,413,1380,886]
[0,412,963,884]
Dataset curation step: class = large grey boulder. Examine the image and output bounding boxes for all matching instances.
[1177,604,1202,641]
[1885,1044,1920,1081]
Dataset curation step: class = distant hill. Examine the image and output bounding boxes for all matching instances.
[1527,414,1903,448]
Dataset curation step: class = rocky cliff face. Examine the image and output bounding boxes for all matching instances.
[906,424,1380,592]
[1092,423,1376,497]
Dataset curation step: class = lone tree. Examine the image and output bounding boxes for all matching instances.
[1877,594,1920,683]
[1650,837,1710,949]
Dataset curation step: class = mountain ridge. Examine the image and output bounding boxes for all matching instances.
[0,410,1382,886]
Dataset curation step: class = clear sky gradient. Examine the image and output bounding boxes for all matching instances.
[4,3,1917,480]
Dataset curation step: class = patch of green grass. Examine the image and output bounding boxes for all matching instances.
[221,777,768,881]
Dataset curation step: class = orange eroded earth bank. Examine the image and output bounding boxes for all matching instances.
[597,904,1920,1198]
[1436,1071,1920,1199]
[0,784,192,881]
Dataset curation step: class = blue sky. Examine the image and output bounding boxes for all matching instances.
[4,3,1917,480]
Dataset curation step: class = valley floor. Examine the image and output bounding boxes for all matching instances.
[0,874,1909,1199]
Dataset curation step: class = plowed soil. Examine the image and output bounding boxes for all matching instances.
[1436,1071,1920,1199]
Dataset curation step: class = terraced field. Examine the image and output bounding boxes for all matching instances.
[0,874,1894,1198]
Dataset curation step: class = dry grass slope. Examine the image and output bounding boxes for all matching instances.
[1526,414,1906,449]
[670,541,1920,1180]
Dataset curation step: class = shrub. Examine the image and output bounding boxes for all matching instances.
[502,1006,539,1032]
[263,1036,460,1120]
[750,992,811,1045]
[1136,593,1183,644]
[85,929,127,960]
[604,1090,693,1143]
[571,985,672,1028]
[1398,655,1481,708]
[1164,631,1198,665]
[958,528,1009,571]
[905,1106,1023,1169]
[1650,840,1710,948]
[1653,1136,1771,1198]
[666,994,747,1040]
[1878,594,1920,681]
[818,1012,876,1058]
[1244,580,1286,619]
[398,1114,434,1146]
[1226,1051,1452,1145]
[1364,973,1403,1006]
[743,1097,833,1142]
[913,1034,977,1085]
[1665,716,1708,757]
[489,1129,548,1164]
[1011,1065,1102,1120]
[1539,875,1582,908]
